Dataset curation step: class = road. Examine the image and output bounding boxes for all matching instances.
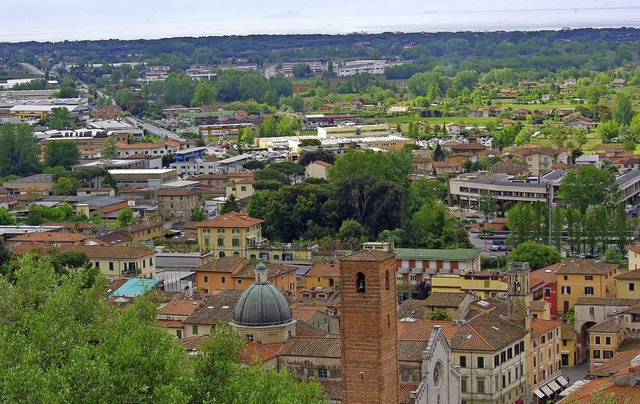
[20,62,45,76]
[126,117,182,140]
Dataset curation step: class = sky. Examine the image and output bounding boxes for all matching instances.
[2,0,640,43]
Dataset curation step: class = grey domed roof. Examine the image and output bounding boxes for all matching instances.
[233,282,293,326]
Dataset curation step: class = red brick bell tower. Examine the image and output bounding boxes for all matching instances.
[339,243,399,404]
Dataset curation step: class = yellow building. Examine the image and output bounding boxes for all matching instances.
[431,272,508,299]
[529,319,563,397]
[304,262,340,290]
[196,211,265,258]
[120,221,165,246]
[560,324,577,368]
[61,245,156,279]
[194,256,245,296]
[587,315,624,366]
[626,244,640,270]
[225,178,255,199]
[615,268,640,299]
[556,259,617,316]
[317,124,390,138]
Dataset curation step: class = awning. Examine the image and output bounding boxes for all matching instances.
[534,389,545,399]
[548,381,562,392]
[557,376,569,387]
[541,385,554,397]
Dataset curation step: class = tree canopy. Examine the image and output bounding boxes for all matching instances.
[558,165,620,213]
[509,242,562,270]
[0,123,40,177]
[45,140,81,169]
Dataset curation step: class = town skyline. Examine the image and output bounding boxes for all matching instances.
[3,1,640,43]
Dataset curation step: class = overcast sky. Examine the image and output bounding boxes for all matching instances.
[2,0,640,43]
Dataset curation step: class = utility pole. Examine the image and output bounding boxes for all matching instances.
[547,183,553,246]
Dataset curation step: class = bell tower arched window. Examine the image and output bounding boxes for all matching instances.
[356,272,366,293]
[385,270,390,290]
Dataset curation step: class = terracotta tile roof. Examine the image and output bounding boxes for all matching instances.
[96,231,132,245]
[8,231,97,244]
[397,340,429,362]
[556,259,618,275]
[310,160,333,167]
[44,222,95,231]
[454,312,528,351]
[121,221,164,234]
[618,339,640,353]
[158,298,203,317]
[575,297,637,307]
[291,307,319,322]
[196,211,264,228]
[615,268,640,280]
[432,161,463,168]
[155,189,197,196]
[588,315,624,333]
[450,143,487,151]
[278,336,341,358]
[424,292,470,308]
[561,324,576,340]
[622,304,640,315]
[560,378,640,403]
[156,319,184,329]
[398,300,430,320]
[294,320,326,337]
[468,297,509,317]
[306,263,340,278]
[182,290,243,325]
[195,256,244,273]
[530,264,559,285]
[180,334,211,352]
[587,349,640,377]
[318,380,342,401]
[530,300,549,312]
[95,201,129,214]
[58,245,156,259]
[339,249,395,262]
[237,341,279,365]
[234,262,297,280]
[519,146,561,156]
[530,318,562,338]
[397,319,458,342]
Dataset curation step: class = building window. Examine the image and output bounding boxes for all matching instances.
[494,355,500,367]
[589,307,595,316]
[356,272,365,293]
[203,275,209,283]
[545,288,551,298]
[593,350,601,359]
[410,274,417,282]
[94,261,100,269]
[533,355,536,367]
[318,367,328,379]
[541,336,546,344]
[561,286,571,294]
[461,378,468,393]
[217,228,225,234]
[192,325,198,335]
[204,236,210,247]
[204,288,209,294]
[109,262,114,271]
[604,350,613,359]
[217,238,225,247]
[232,237,240,247]
[595,336,601,344]
[385,270,390,290]
[477,356,484,368]
[585,286,594,295]
[585,275,593,280]
[606,336,611,345]
[563,275,568,280]
[221,276,226,284]
[237,279,243,285]
[246,334,253,342]
[477,379,485,394]
[460,356,467,368]
[630,283,636,291]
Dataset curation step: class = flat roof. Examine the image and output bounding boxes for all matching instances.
[174,147,207,155]
[108,169,176,174]
[395,248,481,261]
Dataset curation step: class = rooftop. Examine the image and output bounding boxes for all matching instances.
[109,278,161,298]
[196,211,264,229]
[395,248,481,261]
[556,259,618,275]
[424,292,470,308]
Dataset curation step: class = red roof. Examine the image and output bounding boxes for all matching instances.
[196,211,264,229]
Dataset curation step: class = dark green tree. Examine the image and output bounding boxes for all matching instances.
[559,165,620,213]
[45,140,80,169]
[509,242,561,270]
[48,107,72,130]
[0,123,40,177]
[220,194,240,215]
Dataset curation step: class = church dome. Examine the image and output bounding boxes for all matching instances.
[232,263,293,327]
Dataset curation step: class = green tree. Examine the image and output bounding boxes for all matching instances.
[297,149,336,166]
[53,176,81,196]
[220,194,240,215]
[48,107,72,130]
[238,126,254,144]
[258,116,278,137]
[337,219,369,249]
[100,137,118,159]
[191,206,207,221]
[0,208,16,225]
[329,149,413,189]
[45,140,81,169]
[117,208,134,227]
[559,165,620,213]
[433,144,446,161]
[409,201,457,249]
[597,120,620,143]
[190,80,217,107]
[612,93,635,126]
[0,123,40,177]
[478,191,498,221]
[425,309,453,320]
[509,242,561,270]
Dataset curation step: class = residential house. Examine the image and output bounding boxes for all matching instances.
[422,292,475,319]
[119,221,165,246]
[530,265,559,319]
[445,123,465,136]
[67,245,156,278]
[305,263,340,290]
[518,146,569,176]
[615,269,640,299]
[625,244,640,271]
[114,139,193,158]
[561,324,577,368]
[433,161,463,175]
[225,177,255,200]
[7,231,104,249]
[232,262,297,294]
[156,297,202,339]
[182,290,244,337]
[488,161,529,177]
[588,315,624,366]
[196,211,265,258]
[431,272,508,299]
[305,160,332,180]
[156,188,199,219]
[530,319,563,397]
[560,356,640,403]
[395,248,482,285]
[556,259,618,316]
[193,256,245,296]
